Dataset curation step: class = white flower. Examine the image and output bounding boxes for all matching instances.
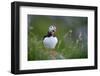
[79,32,82,41]
[69,30,72,33]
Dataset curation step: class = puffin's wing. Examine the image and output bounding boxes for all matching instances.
[55,37,58,44]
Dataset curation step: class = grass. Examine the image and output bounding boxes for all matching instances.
[28,15,88,61]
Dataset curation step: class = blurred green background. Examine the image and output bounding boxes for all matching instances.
[28,15,88,61]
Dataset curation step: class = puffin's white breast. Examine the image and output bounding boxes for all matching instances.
[43,36,58,49]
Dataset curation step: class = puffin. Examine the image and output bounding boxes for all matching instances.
[43,25,58,49]
[43,26,65,59]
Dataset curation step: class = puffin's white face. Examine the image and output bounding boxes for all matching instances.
[48,25,56,33]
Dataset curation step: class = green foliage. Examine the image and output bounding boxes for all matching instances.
[28,15,88,61]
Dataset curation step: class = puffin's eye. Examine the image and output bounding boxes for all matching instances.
[52,30,55,32]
